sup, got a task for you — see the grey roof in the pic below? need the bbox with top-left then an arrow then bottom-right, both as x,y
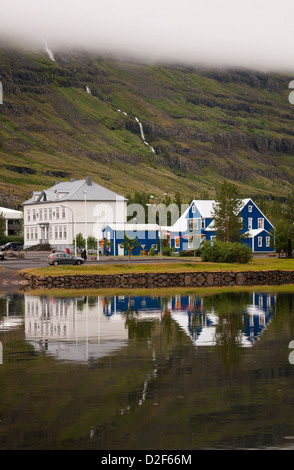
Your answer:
23,178 -> 127,205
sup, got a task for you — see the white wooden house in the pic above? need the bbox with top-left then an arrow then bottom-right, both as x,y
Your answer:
22,177 -> 127,251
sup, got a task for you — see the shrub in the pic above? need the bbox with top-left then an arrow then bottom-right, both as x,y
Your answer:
200,240 -> 252,264
179,248 -> 201,257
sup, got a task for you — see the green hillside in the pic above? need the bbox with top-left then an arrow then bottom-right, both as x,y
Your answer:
0,43 -> 294,208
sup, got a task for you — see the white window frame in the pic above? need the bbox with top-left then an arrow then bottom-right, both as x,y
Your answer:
258,218 -> 264,229
189,219 -> 198,231
258,237 -> 262,247
201,218 -> 205,229
248,218 -> 253,230
248,205 -> 252,212
266,236 -> 270,247
192,205 -> 196,213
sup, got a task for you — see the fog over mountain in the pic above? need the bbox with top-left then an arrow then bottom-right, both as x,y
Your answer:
0,0 -> 294,71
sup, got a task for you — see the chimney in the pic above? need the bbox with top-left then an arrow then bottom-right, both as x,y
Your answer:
86,176 -> 92,186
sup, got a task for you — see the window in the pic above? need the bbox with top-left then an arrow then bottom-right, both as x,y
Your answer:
44,209 -> 47,221
62,207 -> 66,219
189,219 -> 198,231
59,226 -> 63,239
248,205 -> 252,212
175,237 -> 180,249
239,217 -> 243,223
49,208 -> 52,220
56,207 -> 60,220
192,205 -> 196,213
55,226 -> 58,239
258,218 -> 264,229
27,210 -> 30,222
201,218 -> 205,229
33,209 -> 36,221
248,218 -> 253,230
49,226 -> 52,239
26,228 -> 30,240
35,228 -> 38,240
188,237 -> 193,249
258,237 -> 262,247
266,237 -> 270,247
63,226 -> 67,239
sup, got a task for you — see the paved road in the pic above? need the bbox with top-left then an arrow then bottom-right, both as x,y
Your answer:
0,251 -> 198,290
0,250 -> 274,292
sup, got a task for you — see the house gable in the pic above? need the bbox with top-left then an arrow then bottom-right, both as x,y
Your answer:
240,199 -> 274,233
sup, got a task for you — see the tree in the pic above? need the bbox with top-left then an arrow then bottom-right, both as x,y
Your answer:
75,232 -> 85,251
126,191 -> 151,223
212,182 -> 244,242
120,234 -> 140,267
87,236 -> 97,252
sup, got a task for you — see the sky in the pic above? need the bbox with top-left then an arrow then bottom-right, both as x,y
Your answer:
0,0 -> 294,71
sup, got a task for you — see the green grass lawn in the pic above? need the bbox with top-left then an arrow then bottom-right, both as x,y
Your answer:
19,257 -> 294,277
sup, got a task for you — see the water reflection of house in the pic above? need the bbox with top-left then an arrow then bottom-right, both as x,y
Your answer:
104,295 -> 164,320
170,293 -> 276,347
24,295 -> 129,363
0,294 -> 24,331
24,295 -> 165,362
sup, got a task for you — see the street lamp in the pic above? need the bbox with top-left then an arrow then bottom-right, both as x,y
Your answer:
61,205 -> 76,256
150,193 -> 167,260
83,190 -> 88,253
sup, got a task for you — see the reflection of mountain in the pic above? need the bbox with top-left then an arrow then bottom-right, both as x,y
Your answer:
170,292 -> 276,347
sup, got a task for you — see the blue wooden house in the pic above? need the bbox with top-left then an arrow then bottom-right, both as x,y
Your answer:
162,201 -> 207,253
102,223 -> 159,256
164,198 -> 274,253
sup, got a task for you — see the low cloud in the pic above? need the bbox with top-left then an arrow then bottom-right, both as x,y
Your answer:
1,0 -> 294,71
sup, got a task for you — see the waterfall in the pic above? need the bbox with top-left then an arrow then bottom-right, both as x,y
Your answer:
118,111 -> 155,153
135,117 -> 155,153
135,117 -> 145,140
43,40 -> 55,62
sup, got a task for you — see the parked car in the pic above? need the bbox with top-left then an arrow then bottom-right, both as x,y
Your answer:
1,242 -> 23,251
48,252 -> 85,266
0,251 -> 4,260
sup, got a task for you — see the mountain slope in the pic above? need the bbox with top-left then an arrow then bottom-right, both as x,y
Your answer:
0,43 -> 294,208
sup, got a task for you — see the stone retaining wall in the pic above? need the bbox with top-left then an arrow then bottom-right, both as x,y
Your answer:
20,270 -> 294,289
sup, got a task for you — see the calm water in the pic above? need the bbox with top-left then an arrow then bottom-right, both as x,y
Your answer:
1,288 -> 294,450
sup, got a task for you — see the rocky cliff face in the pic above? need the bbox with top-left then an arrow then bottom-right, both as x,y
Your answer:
0,44 -> 294,207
